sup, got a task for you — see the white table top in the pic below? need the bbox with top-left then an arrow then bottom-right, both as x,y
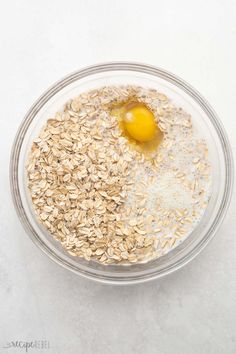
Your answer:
0,1 -> 235,353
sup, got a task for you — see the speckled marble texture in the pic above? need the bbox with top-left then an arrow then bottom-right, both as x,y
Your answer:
0,1 -> 236,353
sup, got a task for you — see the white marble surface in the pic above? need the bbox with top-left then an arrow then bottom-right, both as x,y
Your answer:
0,1 -> 236,353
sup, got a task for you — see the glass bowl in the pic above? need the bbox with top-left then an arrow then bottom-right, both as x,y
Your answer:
10,62 -> 234,285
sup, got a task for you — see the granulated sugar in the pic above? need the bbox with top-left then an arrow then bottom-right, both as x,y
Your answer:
145,172 -> 193,210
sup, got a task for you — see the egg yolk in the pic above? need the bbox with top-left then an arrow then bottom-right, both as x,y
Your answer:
123,104 -> 157,142
111,100 -> 163,153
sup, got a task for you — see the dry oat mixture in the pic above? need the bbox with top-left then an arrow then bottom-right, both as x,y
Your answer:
27,85 -> 211,264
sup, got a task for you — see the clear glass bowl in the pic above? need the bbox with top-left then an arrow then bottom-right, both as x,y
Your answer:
10,62 -> 234,285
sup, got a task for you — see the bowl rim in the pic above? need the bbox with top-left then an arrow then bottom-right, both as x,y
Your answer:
10,61 -> 234,285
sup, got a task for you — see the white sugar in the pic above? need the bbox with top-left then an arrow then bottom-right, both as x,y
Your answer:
145,172 -> 193,210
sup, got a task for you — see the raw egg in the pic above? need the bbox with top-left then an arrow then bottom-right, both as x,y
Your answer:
111,101 -> 163,152
124,103 -> 157,142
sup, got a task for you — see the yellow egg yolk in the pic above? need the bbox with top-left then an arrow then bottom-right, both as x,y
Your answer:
123,104 -> 157,142
111,101 -> 163,153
